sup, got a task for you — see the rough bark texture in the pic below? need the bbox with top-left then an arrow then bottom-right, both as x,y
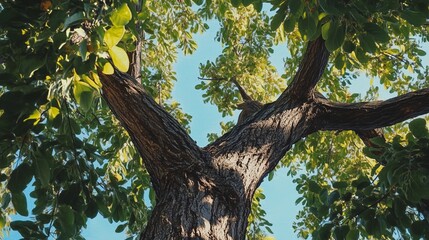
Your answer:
98,37 -> 429,239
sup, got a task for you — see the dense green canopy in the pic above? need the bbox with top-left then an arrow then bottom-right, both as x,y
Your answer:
0,0 -> 428,239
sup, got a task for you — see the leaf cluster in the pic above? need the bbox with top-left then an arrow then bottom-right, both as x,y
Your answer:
292,118 -> 429,240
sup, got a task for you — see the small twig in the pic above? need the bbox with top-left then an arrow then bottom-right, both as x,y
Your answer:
347,189 -> 391,222
63,99 -> 84,182
197,77 -> 228,81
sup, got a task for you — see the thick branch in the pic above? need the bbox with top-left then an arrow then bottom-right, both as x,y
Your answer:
280,37 -> 330,101
99,71 -> 203,188
317,88 -> 429,131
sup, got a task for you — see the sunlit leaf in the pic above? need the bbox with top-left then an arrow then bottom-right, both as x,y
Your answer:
104,26 -> 125,48
110,3 -> 132,27
102,62 -> 114,75
108,46 -> 130,73
24,109 -> 41,125
73,80 -> 95,112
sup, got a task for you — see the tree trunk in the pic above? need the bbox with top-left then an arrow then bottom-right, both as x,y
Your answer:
98,37 -> 429,239
141,172 -> 251,239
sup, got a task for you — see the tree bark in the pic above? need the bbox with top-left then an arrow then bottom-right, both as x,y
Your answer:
98,36 -> 429,239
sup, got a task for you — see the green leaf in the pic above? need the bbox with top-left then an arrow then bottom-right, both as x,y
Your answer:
319,223 -> 333,239
283,16 -> 296,32
321,20 -> 331,40
415,48 -> 426,56
289,0 -> 303,13
271,11 -> 286,30
85,199 -> 98,219
332,181 -> 348,189
242,0 -> 253,7
323,20 -> 346,52
7,163 -> 33,193
34,153 -> 51,188
231,0 -> 241,7
57,205 -> 76,237
73,80 -> 95,112
334,225 -> 350,240
1,193 -> 11,209
252,1 -> 263,12
110,3 -> 132,27
79,39 -> 88,61
10,221 -> 41,238
298,11 -> 318,39
108,45 -> 130,73
365,218 -> 380,236
346,229 -> 359,240
409,118 -> 427,139
369,136 -> 388,147
193,0 -> 204,5
328,190 -> 340,205
308,180 -> 322,193
319,0 -> 340,15
410,220 -> 427,237
19,54 -> 47,78
115,223 -> 127,233
12,192 -> 28,216
359,34 -> 377,53
342,40 -> 355,53
401,10 -> 427,26
64,12 -> 85,30
355,47 -> 369,63
104,26 -> 125,49
364,23 -> 390,43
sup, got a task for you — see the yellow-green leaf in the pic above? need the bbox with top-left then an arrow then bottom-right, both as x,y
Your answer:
108,46 -> 129,73
91,72 -> 103,87
82,74 -> 101,89
48,106 -> 60,121
24,109 -> 41,125
104,26 -> 125,48
73,81 -> 95,112
110,3 -> 132,27
102,62 -> 114,75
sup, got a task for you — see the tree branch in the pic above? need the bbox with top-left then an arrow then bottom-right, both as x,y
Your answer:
280,37 -> 330,101
99,70 -> 204,189
317,88 -> 429,131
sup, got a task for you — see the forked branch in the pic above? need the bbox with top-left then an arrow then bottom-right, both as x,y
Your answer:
99,70 -> 203,187
317,88 -> 429,131
279,37 -> 330,102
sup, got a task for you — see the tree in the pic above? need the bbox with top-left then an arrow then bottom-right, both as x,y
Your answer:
0,0 -> 429,239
